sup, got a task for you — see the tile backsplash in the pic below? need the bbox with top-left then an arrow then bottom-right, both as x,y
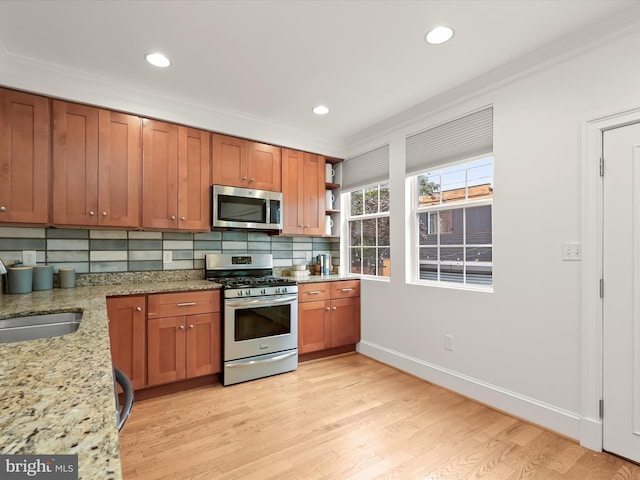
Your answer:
0,227 -> 340,274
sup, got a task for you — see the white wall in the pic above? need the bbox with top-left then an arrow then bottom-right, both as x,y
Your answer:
348,30 -> 640,441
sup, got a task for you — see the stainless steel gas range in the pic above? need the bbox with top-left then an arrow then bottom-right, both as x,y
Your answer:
205,253 -> 298,386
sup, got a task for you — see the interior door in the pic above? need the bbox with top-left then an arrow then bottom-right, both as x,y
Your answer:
603,121 -> 640,463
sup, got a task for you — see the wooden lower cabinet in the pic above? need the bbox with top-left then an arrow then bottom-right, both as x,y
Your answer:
147,291 -> 221,387
298,280 -> 360,354
106,295 -> 146,390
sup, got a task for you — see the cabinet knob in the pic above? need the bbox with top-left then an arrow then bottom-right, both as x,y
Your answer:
179,325 -> 185,331
171,215 -> 176,220
326,307 -> 330,311
181,216 -> 186,221
241,176 -> 247,181
102,211 -> 107,216
298,224 -> 304,228
249,178 -> 255,183
89,211 -> 95,216
305,225 -> 310,228
332,306 -> 337,310
0,206 -> 6,212
189,324 -> 194,329
136,306 -> 142,312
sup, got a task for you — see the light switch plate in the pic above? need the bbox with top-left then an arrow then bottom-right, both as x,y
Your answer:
562,242 -> 581,261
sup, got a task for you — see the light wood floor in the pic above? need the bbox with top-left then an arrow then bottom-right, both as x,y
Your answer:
119,353 -> 640,479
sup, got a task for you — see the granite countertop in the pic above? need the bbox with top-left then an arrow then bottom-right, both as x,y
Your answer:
282,273 -> 361,283
0,280 -> 221,480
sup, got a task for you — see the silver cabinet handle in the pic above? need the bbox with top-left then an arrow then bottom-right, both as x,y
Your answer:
332,306 -> 337,310
89,211 -> 95,216
298,224 -> 304,228
177,302 -> 196,307
241,176 -> 247,181
249,178 -> 255,183
0,206 -> 6,211
102,211 -> 107,216
189,324 -> 194,329
308,290 -> 324,295
181,216 -> 186,221
341,288 -> 354,292
179,325 -> 185,331
326,307 -> 330,311
305,225 -> 310,228
136,306 -> 142,312
171,215 -> 176,220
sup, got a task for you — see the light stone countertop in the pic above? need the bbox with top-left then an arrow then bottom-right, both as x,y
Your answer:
0,280 -> 221,480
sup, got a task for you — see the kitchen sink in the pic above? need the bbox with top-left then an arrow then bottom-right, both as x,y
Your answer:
0,312 -> 82,344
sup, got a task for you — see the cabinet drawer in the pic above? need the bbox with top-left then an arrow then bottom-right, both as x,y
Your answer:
330,280 -> 360,299
148,290 -> 220,319
299,282 -> 331,302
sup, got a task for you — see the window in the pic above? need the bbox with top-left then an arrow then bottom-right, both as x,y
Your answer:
413,157 -> 493,286
347,183 -> 390,277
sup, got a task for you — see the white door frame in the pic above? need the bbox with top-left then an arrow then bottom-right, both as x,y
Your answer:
582,106 -> 640,451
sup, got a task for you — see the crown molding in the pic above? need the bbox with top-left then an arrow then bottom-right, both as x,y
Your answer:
0,51 -> 347,158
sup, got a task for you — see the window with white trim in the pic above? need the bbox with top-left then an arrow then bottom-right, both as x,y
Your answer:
413,157 -> 493,286
347,183 -> 390,277
341,144 -> 390,278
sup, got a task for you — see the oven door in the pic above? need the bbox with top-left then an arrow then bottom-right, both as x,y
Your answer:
224,293 -> 298,361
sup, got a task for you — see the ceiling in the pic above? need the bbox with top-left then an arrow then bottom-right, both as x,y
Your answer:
1,0 -> 640,156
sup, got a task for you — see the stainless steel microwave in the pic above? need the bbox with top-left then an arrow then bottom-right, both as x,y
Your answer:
212,185 -> 282,231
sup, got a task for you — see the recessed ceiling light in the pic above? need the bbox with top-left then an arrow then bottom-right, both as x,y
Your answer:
145,53 -> 171,68
312,105 -> 330,115
425,26 -> 454,45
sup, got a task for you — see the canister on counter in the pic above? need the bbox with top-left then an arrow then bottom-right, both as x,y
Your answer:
7,266 -> 33,294
33,265 -> 53,291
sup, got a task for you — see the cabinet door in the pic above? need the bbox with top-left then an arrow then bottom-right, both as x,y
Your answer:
301,153 -> 326,236
186,312 -> 221,378
178,126 -> 210,231
281,148 -> 304,234
142,118 -> 178,229
298,300 -> 330,354
98,110 -> 141,228
248,142 -> 281,191
52,100 -> 99,226
147,316 -> 186,386
106,295 -> 146,390
212,133 -> 247,188
0,88 -> 50,225
330,297 -> 361,347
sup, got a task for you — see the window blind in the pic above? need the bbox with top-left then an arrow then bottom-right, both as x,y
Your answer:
406,107 -> 493,175
341,144 -> 390,192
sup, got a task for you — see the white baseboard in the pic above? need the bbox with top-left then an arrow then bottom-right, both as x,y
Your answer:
580,417 -> 603,451
357,340 -> 581,440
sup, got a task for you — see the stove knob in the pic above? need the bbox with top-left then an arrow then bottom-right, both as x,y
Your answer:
245,289 -> 251,296
237,290 -> 243,297
275,287 -> 280,294
261,288 -> 266,295
282,287 -> 288,293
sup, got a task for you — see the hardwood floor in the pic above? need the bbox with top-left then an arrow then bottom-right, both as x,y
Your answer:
119,353 -> 640,479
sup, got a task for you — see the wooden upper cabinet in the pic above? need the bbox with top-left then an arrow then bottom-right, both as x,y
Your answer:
248,141 -> 281,191
178,127 -> 210,231
281,148 -> 324,235
142,119 -> 178,230
212,133 -> 281,191
142,119 -> 210,231
52,100 -> 141,227
98,110 -> 142,228
0,88 -> 50,225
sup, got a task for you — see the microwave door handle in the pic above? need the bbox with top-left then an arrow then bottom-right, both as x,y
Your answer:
226,294 -> 298,308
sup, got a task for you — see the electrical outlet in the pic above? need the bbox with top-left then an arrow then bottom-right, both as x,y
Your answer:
305,251 -> 312,261
444,334 -> 454,352
562,242 -> 582,261
22,250 -> 37,266
163,251 -> 173,264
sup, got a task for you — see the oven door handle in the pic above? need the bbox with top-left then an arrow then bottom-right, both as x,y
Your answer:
225,351 -> 297,368
225,294 -> 298,308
